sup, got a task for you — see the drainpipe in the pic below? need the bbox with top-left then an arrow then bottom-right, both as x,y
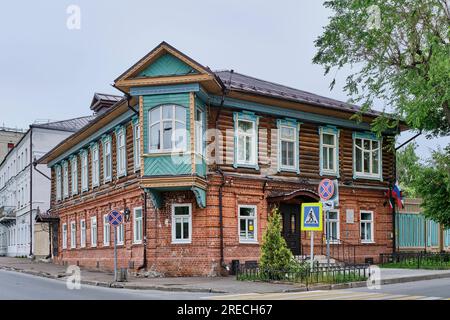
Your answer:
29,127 -> 33,257
137,191 -> 148,271
217,168 -> 226,271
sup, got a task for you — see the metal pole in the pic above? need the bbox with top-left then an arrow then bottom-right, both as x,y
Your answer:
326,210 -> 330,267
310,231 -> 314,270
114,225 -> 117,282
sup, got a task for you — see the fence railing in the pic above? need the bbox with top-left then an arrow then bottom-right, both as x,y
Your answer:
236,264 -> 369,286
301,235 -> 357,266
380,252 -> 450,269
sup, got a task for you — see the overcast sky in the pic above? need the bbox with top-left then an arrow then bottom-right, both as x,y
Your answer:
0,0 -> 448,158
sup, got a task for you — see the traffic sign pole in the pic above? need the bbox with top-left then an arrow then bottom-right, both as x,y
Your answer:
310,231 -> 314,270
326,210 -> 330,267
114,225 -> 117,282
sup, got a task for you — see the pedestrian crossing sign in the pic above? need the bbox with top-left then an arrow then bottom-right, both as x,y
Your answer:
301,202 -> 323,231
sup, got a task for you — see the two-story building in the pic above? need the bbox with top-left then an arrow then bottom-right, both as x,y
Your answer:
38,42 -> 404,276
0,116 -> 95,257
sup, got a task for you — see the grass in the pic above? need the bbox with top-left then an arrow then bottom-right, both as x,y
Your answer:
380,255 -> 450,270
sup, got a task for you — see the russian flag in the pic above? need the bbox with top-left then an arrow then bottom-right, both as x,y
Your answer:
392,181 -> 404,209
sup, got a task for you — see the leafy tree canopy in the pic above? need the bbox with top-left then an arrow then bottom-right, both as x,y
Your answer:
314,0 -> 450,137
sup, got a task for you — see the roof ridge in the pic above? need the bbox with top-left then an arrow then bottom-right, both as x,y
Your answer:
44,115 -> 95,125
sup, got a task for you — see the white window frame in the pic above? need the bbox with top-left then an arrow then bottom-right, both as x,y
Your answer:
238,205 -> 258,243
148,104 -> 187,153
116,127 -> 127,178
234,113 -> 259,169
71,156 -> 78,196
80,151 -> 89,192
62,223 -> 67,249
70,221 -> 76,249
133,207 -> 143,244
171,203 -> 192,244
117,223 -> 124,245
195,108 -> 205,156
80,219 -> 86,248
320,127 -> 339,177
103,136 -> 112,183
133,121 -> 141,172
325,210 -> 340,244
91,143 -> 100,187
360,210 -> 374,243
62,162 -> 69,199
277,120 -> 299,172
353,133 -> 382,180
103,214 -> 110,246
90,216 -> 97,247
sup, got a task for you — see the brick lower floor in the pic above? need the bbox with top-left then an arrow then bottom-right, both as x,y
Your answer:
54,174 -> 394,276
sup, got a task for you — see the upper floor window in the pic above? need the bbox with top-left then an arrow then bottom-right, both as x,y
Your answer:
353,133 -> 382,180
102,136 -> 112,182
148,104 -> 187,153
320,127 -> 339,177
55,165 -> 62,201
234,112 -> 258,169
277,119 -> 299,173
91,143 -> 100,187
62,162 -> 69,199
80,151 -> 88,192
133,120 -> 141,171
70,156 -> 78,196
195,108 -> 204,156
116,126 -> 127,177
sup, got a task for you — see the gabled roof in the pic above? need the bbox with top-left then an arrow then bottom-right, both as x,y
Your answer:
90,92 -> 124,114
214,70 -> 380,117
31,115 -> 96,132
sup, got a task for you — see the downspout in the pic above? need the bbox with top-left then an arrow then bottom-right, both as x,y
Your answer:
137,191 -> 148,271
29,127 -> 33,257
217,168 -> 226,270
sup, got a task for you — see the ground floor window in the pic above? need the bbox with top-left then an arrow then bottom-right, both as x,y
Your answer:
325,210 -> 340,243
238,205 -> 257,243
133,207 -> 143,244
80,219 -> 86,248
70,221 -> 76,249
90,216 -> 97,247
103,214 -> 110,246
117,223 -> 124,245
171,204 -> 192,244
360,211 -> 374,243
62,223 -> 67,249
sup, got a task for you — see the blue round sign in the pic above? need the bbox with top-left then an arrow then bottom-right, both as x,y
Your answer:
108,210 -> 123,226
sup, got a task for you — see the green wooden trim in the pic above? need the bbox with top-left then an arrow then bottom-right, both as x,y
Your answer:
130,83 -> 200,96
191,187 -> 206,208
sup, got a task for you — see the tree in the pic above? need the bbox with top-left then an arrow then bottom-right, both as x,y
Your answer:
259,207 -> 293,271
313,0 -> 450,137
396,142 -> 420,197
414,147 -> 450,227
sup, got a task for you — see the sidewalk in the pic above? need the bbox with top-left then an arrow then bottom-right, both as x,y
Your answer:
1,257 -> 450,294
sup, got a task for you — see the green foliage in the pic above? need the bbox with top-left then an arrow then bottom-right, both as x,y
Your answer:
259,207 -> 295,271
396,142 -> 420,197
314,0 -> 450,137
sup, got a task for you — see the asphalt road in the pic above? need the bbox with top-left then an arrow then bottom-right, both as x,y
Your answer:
0,270 -> 216,300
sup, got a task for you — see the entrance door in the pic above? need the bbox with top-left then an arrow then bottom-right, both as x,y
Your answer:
279,203 -> 301,256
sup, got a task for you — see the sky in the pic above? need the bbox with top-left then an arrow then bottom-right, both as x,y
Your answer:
0,0 -> 448,159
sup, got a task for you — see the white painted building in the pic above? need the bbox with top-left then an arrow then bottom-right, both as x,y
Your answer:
0,117 -> 95,257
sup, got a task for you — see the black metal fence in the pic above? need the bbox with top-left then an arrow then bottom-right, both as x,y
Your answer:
380,252 -> 450,269
236,264 -> 369,286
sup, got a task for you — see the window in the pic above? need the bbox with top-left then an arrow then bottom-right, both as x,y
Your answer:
71,157 -> 78,196
320,127 -> 339,176
80,219 -> 86,248
133,121 -> 141,171
117,223 -> 124,245
353,133 -> 382,179
55,166 -> 62,201
171,204 -> 192,244
148,105 -> 187,152
80,151 -> 88,192
103,137 -> 112,182
360,211 -> 374,243
116,127 -> 127,177
62,162 -> 69,198
62,223 -> 67,249
90,216 -> 97,247
325,210 -> 340,243
234,113 -> 258,168
195,108 -> 204,156
238,205 -> 257,243
70,221 -> 76,248
91,144 -> 100,187
103,214 -> 110,246
133,207 -> 143,244
277,119 -> 299,172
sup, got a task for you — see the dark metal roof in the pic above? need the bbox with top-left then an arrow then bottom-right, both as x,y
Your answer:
31,115 -> 96,132
214,70 -> 380,116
